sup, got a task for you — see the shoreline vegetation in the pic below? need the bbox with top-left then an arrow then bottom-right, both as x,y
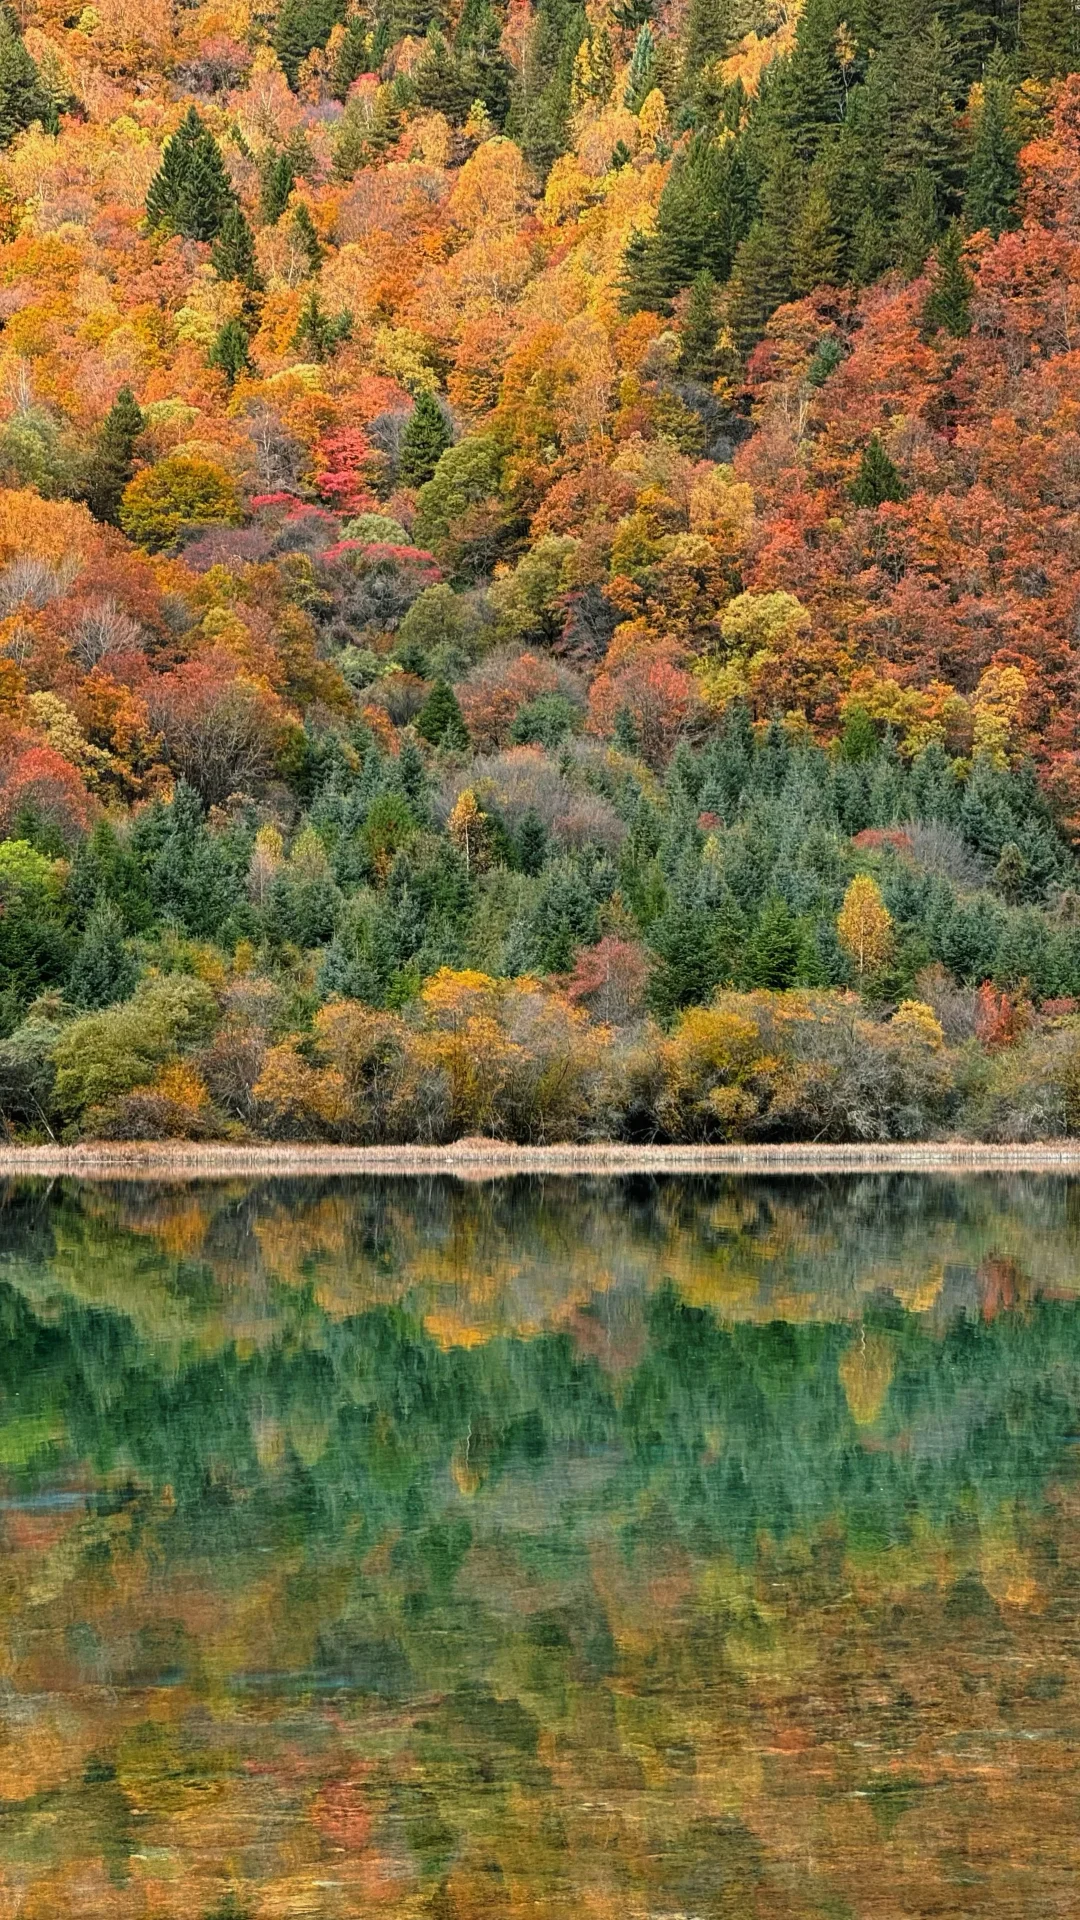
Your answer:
7,1139 -> 1080,1179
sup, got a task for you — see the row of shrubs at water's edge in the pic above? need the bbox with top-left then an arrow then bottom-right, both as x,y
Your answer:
6,711 -> 1080,1144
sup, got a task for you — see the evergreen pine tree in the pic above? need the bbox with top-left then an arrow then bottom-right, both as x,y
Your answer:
261,148 -> 296,225
839,703 -> 879,762
623,23 -> 655,110
509,0 -> 587,179
724,221 -> 791,354
209,316 -> 252,385
791,171 -> 842,293
850,205 -> 890,285
211,203 -> 262,288
145,105 -> 199,231
145,106 -> 236,242
67,898 -> 138,1010
399,390 -> 453,487
274,0 -> 348,88
416,679 -> 470,749
965,53 -> 1021,238
680,0 -> 733,89
921,220 -> 973,337
178,133 -> 238,242
765,0 -> 849,164
894,165 -> 940,277
291,288 -> 352,360
291,202 -> 324,273
850,434 -> 907,506
84,385 -> 143,526
332,11 -> 370,97
621,135 -> 752,312
744,896 -> 802,989
0,5 -> 50,148
515,809 -> 548,875
1021,0 -> 1080,80
678,271 -> 719,378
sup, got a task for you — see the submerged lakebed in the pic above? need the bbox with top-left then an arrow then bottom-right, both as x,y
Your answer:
0,1173 -> 1079,1916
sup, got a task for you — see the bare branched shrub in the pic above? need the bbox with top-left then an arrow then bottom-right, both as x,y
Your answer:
441,747 -> 625,853
904,822 -> 988,890
70,596 -> 144,670
0,554 -> 78,616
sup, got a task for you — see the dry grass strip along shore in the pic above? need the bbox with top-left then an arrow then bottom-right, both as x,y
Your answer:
4,1140 -> 1080,1180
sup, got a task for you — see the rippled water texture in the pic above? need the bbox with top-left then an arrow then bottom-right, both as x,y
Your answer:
1,1172 -> 1080,1918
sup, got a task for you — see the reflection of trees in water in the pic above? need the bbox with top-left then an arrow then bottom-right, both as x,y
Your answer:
5,1172 -> 1080,1335
0,1180 -> 1079,1913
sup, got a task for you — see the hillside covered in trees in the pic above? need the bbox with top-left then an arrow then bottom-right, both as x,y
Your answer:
3,0 -> 1080,1140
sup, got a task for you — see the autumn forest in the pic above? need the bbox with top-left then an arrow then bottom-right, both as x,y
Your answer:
4,0 -> 1080,1141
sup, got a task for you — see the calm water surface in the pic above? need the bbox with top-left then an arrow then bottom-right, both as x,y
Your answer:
0,1174 -> 1079,1917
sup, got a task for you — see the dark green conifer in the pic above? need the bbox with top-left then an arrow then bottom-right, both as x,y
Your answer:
1021,0 -> 1080,80
273,0 -> 348,88
515,810 -> 548,875
291,288 -> 352,360
399,391 -> 453,487
894,166 -> 940,277
744,897 -> 802,989
680,0 -> 732,88
145,106 -> 237,242
965,53 -> 1021,238
0,5 -> 51,147
84,385 -> 143,526
621,135 -> 752,313
850,434 -> 907,507
415,679 -> 470,750
791,170 -> 842,294
260,148 -> 296,225
211,203 -> 262,288
209,316 -> 252,386
291,201 -> 324,273
331,12 -> 370,97
921,220 -> 973,337
678,271 -> 719,379
67,898 -> 138,1010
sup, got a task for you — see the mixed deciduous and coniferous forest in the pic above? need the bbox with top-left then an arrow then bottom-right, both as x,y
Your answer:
6,0 -> 1080,1140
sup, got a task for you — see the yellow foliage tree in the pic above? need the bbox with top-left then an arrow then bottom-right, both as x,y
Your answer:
837,875 -> 894,979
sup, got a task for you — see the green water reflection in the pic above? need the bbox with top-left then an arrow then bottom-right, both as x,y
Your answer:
0,1174 -> 1078,1918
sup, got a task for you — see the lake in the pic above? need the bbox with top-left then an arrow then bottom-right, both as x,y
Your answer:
0,1172 -> 1079,1917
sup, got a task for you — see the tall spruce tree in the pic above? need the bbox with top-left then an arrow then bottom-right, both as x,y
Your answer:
678,271 -> 720,379
621,135 -> 752,312
677,0 -> 734,123
209,316 -> 252,385
850,434 -> 907,506
416,679 -> 470,749
921,220 -> 973,336
260,148 -> 296,225
623,23 -> 655,109
84,385 -> 143,526
145,106 -> 237,242
331,12 -> 370,97
791,168 -> 842,293
292,288 -> 352,360
399,391 -> 453,487
211,203 -> 262,288
965,53 -> 1021,237
291,202 -> 324,273
67,898 -> 138,1010
508,0 -> 586,179
1021,0 -> 1080,79
274,0 -> 348,88
0,4 -> 51,148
